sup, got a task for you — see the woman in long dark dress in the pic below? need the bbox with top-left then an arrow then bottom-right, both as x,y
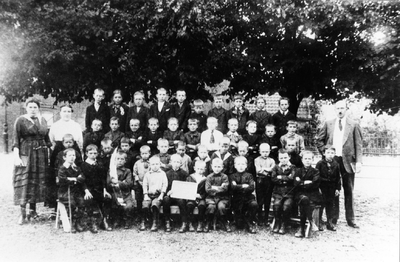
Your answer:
13,98 -> 50,224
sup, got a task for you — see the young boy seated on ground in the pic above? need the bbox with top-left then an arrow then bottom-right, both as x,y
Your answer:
125,118 -> 143,159
186,160 -> 207,233
250,96 -> 272,136
81,144 -> 112,232
210,137 -> 234,177
190,145 -> 211,176
201,117 -> 223,156
205,158 -> 231,232
97,138 -> 114,170
163,117 -> 184,154
133,145 -> 152,231
207,94 -> 227,133
260,124 -> 281,163
155,138 -> 171,171
57,148 -> 86,233
241,120 -> 260,157
190,99 -> 207,132
183,118 -> 201,160
142,117 -> 163,155
316,146 -> 341,231
175,141 -> 192,173
108,151 -> 134,229
142,156 -> 168,231
225,118 -> 243,155
163,154 -> 189,233
230,156 -> 258,233
286,139 -> 304,168
83,119 -> 104,152
104,116 -> 125,149
280,120 -> 305,154
293,150 -> 322,238
271,149 -> 296,235
254,143 -> 275,226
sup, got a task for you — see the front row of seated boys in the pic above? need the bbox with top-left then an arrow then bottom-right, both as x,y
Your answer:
58,131 -> 341,238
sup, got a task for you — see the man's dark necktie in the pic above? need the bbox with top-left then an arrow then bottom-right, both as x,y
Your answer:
210,130 -> 215,144
339,119 -> 343,131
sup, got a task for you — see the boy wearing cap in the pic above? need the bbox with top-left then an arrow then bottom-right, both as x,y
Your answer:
225,94 -> 249,135
189,99 -> 207,133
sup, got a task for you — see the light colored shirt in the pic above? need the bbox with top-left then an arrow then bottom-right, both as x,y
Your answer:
49,119 -> 83,148
254,156 -> 275,176
201,129 -> 223,152
333,117 -> 346,156
143,169 -> 168,195
133,159 -> 150,186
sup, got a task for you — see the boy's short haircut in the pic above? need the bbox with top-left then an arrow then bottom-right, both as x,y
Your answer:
148,117 -> 159,125
259,143 -> 271,151
63,148 -> 76,157
228,118 -> 239,125
246,120 -> 257,127
212,158 -> 223,166
188,118 -> 199,125
170,154 -> 182,163
324,146 -> 336,153
129,118 -> 140,125
134,91 -> 144,98
120,137 -> 130,145
197,144 -> 207,152
62,133 -> 75,142
234,156 -> 248,165
92,119 -> 102,126
86,144 -> 98,153
176,89 -> 186,95
194,160 -> 206,169
157,87 -> 167,94
149,155 -> 161,163
279,97 -> 290,105
168,117 -> 178,125
101,138 -> 112,147
175,141 -> 186,148
110,116 -> 120,124
286,120 -> 298,127
113,89 -> 123,96
256,96 -> 266,103
157,138 -> 169,146
265,124 -> 276,130
94,88 -> 105,95
219,137 -> 231,146
140,145 -> 151,153
193,99 -> 204,107
301,150 -> 314,158
214,94 -> 224,101
116,150 -> 127,159
233,94 -> 244,101
207,117 -> 217,123
237,140 -> 249,148
278,148 -> 289,155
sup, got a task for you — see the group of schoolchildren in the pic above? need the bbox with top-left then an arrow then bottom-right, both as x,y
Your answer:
52,87 -> 341,238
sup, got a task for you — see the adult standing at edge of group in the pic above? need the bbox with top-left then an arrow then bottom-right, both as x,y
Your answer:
47,104 -> 83,210
316,100 -> 363,229
13,98 -> 51,224
272,97 -> 296,140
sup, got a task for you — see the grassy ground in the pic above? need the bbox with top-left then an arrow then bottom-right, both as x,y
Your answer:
0,154 -> 398,262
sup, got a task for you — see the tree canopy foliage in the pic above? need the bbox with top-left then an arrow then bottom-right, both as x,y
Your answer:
0,0 -> 399,115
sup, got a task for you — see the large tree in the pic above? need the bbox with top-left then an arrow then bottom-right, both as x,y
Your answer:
1,0 -> 399,114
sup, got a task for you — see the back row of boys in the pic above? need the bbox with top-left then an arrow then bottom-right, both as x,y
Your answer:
58,87 -> 340,236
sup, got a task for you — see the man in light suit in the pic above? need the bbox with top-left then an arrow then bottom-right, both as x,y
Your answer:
316,100 -> 362,228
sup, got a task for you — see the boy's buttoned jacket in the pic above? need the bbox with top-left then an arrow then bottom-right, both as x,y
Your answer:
293,166 -> 322,204
271,164 -> 296,197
